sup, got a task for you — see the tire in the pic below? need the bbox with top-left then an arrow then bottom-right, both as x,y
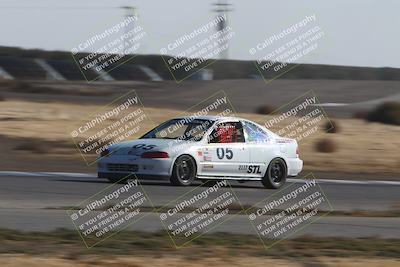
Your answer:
262,158 -> 287,189
170,155 -> 197,186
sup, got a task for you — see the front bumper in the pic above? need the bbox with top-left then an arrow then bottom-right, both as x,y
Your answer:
97,155 -> 173,179
98,172 -> 170,180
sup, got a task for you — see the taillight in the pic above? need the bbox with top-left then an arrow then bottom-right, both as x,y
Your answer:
141,151 -> 169,158
100,149 -> 109,157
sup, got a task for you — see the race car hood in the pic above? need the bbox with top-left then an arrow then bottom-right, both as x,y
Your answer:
108,138 -> 190,156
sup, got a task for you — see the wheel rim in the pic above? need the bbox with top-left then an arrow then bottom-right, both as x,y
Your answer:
177,159 -> 193,181
271,162 -> 284,184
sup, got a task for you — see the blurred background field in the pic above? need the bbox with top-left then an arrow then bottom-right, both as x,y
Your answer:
0,78 -> 399,176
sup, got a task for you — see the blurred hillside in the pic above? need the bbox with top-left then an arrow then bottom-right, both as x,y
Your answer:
1,46 -> 400,81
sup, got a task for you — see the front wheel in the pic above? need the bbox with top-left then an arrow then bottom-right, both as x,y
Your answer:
262,158 -> 287,189
170,155 -> 197,186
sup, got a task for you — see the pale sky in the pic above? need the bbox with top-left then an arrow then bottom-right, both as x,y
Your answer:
0,0 -> 399,68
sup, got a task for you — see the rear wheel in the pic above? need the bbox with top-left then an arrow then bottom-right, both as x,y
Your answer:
262,158 -> 287,189
170,155 -> 197,186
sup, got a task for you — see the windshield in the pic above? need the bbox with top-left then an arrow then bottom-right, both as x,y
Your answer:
140,118 -> 214,141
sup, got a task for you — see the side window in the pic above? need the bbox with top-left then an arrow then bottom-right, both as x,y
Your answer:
242,121 -> 269,143
209,122 -> 245,143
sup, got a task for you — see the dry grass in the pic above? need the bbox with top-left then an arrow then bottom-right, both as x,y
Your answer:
0,99 -> 399,174
324,119 -> 340,133
315,138 -> 338,153
0,228 -> 399,259
367,102 -> 400,125
1,255 -> 400,267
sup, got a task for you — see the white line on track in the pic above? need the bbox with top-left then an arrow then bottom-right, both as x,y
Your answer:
0,171 -> 94,178
288,178 -> 400,186
1,171 -> 400,186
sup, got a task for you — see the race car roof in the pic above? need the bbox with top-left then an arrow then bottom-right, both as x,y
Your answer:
173,115 -> 241,122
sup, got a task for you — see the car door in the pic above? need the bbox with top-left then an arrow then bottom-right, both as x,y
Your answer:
241,120 -> 274,177
198,121 -> 250,177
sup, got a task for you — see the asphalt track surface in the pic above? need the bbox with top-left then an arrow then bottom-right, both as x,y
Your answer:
0,172 -> 399,239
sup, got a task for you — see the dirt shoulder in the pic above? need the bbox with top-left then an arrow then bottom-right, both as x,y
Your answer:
1,255 -> 400,267
0,229 -> 399,259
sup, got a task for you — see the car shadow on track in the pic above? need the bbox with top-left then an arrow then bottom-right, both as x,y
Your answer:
53,177 -> 274,189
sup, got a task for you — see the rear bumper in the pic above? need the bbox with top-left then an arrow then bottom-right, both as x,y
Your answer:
287,158 -> 303,176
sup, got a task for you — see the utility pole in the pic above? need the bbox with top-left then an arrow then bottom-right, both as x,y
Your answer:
120,6 -> 137,55
212,0 -> 233,59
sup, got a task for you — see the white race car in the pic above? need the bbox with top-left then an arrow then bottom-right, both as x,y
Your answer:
98,116 -> 303,189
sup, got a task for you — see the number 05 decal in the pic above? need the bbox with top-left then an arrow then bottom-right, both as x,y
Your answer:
216,148 -> 233,160
132,144 -> 156,150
